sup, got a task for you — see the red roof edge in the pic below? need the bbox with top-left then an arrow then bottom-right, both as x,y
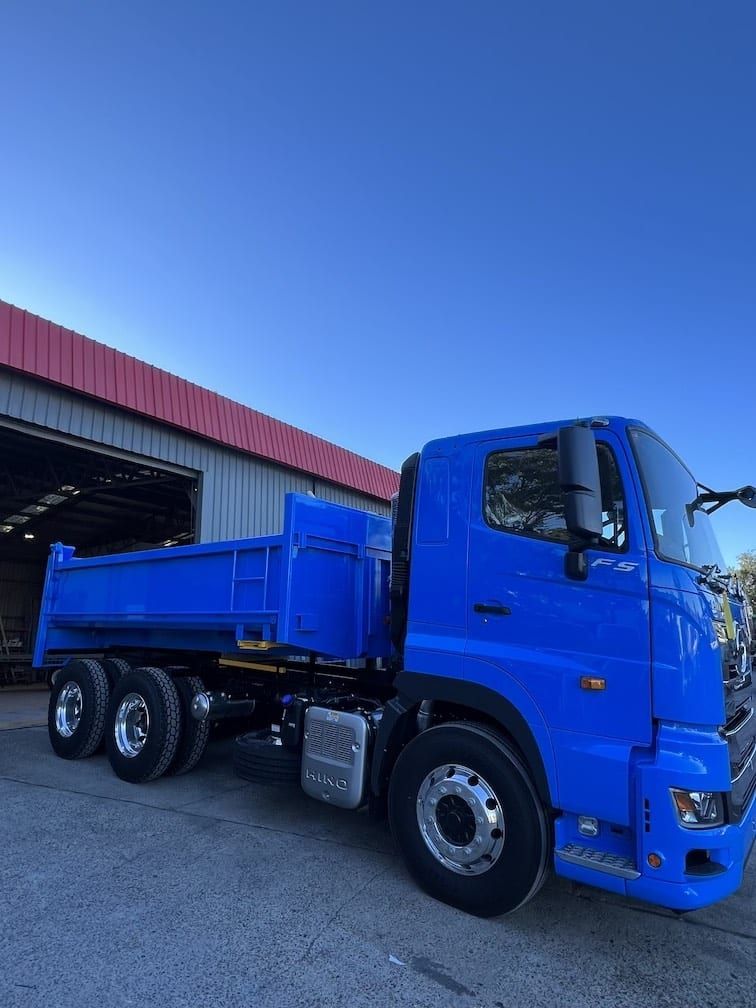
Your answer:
0,300 -> 399,502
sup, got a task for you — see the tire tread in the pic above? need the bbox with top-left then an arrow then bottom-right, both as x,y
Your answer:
169,675 -> 210,776
48,658 -> 110,760
76,659 -> 110,759
232,730 -> 300,784
138,667 -> 182,782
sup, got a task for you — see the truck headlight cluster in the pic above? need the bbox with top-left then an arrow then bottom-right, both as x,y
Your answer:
670,789 -> 724,828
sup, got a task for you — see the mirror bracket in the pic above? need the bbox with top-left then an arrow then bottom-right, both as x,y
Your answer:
565,548 -> 589,581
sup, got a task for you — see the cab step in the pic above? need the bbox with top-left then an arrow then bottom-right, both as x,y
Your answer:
556,843 -> 640,880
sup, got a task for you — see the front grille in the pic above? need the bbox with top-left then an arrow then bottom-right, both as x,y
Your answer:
725,672 -> 752,720
307,718 -> 355,766
725,704 -> 753,737
724,653 -> 756,822
732,738 -> 756,785
742,769 -> 756,812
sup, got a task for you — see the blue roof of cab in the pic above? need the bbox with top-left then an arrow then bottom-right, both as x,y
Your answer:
421,416 -> 650,456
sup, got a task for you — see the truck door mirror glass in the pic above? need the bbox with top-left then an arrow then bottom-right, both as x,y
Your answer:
738,486 -> 756,508
557,425 -> 603,541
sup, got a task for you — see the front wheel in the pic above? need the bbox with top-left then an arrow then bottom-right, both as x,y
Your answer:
388,722 -> 549,917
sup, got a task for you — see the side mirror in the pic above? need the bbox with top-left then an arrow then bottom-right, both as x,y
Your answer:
557,425 -> 603,540
738,486 -> 756,509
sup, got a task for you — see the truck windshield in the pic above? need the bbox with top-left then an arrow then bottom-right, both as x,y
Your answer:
630,428 -> 726,572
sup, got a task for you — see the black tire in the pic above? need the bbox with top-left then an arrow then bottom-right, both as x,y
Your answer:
234,759 -> 301,782
48,659 -> 110,760
233,730 -> 301,784
93,658 -> 134,753
388,723 -> 549,917
101,657 -> 131,691
168,675 -> 210,776
106,667 -> 181,783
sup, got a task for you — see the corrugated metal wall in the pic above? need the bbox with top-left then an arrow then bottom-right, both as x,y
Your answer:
0,300 -> 399,500
0,371 -> 390,542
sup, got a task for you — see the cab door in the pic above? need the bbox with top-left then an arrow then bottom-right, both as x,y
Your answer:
464,429 -> 651,755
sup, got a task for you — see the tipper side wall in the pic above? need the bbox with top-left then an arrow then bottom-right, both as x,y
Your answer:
34,494 -> 392,665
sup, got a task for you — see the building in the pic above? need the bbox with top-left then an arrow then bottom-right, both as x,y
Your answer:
0,300 -> 398,680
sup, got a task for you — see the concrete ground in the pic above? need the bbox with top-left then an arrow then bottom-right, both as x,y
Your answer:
0,719 -> 754,1008
0,685 -> 48,730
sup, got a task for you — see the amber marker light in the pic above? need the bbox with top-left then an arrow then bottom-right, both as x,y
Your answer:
580,677 -> 606,691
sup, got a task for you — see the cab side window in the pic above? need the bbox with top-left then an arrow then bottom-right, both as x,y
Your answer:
484,443 -> 627,550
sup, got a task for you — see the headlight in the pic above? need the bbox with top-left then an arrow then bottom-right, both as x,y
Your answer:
670,789 -> 724,828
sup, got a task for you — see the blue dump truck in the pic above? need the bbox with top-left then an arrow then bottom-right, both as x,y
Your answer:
35,417 -> 756,917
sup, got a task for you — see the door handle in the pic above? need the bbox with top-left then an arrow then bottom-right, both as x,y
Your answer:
473,602 -> 511,616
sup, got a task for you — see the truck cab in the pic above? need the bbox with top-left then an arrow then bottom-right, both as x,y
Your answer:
386,416 -> 756,911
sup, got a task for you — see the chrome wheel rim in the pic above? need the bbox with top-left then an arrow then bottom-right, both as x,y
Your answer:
55,682 -> 83,737
114,693 -> 150,757
416,763 -> 505,876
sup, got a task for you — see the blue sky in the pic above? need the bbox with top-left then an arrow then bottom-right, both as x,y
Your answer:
1,2 -> 754,562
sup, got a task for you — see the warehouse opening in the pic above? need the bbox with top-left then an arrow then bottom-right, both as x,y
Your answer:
0,424 -> 198,685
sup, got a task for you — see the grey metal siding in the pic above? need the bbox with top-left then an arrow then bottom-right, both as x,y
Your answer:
313,480 -> 391,513
0,371 -> 389,542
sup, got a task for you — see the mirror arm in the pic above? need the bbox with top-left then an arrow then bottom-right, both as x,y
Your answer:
688,487 -> 751,519
692,490 -> 737,508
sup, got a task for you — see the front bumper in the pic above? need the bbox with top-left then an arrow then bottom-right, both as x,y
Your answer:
631,722 -> 756,911
554,723 -> 756,911
627,788 -> 756,911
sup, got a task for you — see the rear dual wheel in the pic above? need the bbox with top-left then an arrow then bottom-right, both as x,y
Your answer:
48,657 -> 132,760
48,660 -> 209,782
48,659 -> 110,760
102,657 -> 132,690
170,675 -> 211,776
106,667 -> 210,782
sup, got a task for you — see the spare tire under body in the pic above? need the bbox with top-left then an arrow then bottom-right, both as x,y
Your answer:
233,730 -> 301,785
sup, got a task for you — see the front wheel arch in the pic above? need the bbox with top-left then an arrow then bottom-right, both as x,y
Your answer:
372,673 -> 554,811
